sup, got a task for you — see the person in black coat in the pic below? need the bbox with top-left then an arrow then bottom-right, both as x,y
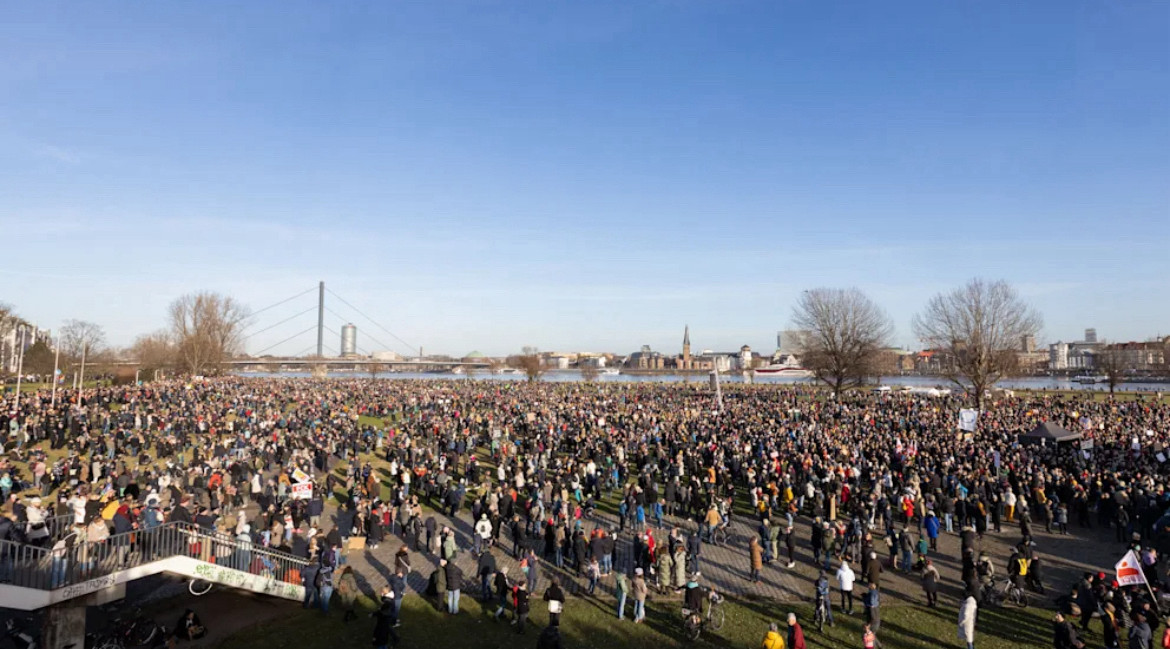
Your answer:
478,550 -> 499,602
371,590 -> 399,648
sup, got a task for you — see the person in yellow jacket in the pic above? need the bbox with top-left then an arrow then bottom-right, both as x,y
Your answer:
762,622 -> 786,649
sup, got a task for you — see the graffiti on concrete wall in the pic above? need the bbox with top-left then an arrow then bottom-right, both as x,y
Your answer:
192,563 -> 301,599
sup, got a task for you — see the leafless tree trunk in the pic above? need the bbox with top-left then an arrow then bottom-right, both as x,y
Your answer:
168,292 -> 249,376
580,363 -> 600,383
1095,343 -> 1130,395
60,319 -> 106,362
130,330 -> 177,373
792,288 -> 894,397
913,278 -> 1042,409
368,362 -> 385,379
510,346 -> 546,382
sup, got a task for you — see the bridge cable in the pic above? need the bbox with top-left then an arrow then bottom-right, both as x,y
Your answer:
323,306 -> 403,356
252,325 -> 319,357
244,287 -> 318,326
325,288 -> 418,354
242,306 -> 318,340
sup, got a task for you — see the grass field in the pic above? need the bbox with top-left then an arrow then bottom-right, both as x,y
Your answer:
218,589 -> 1055,649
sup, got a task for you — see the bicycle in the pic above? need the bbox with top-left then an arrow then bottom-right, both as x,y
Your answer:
981,579 -> 1027,608
682,591 -> 725,641
813,596 -> 831,632
711,524 -> 731,547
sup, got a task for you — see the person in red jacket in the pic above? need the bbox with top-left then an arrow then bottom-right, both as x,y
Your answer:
786,612 -> 807,649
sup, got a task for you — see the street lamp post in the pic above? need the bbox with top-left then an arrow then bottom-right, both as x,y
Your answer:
50,335 -> 60,407
13,328 -> 26,411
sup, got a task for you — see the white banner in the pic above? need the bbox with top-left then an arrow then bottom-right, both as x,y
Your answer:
1116,550 -> 1146,587
290,482 -> 313,500
291,468 -> 311,485
958,409 -> 978,432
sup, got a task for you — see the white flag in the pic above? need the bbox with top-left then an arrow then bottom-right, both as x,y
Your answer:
1115,550 -> 1147,587
958,409 -> 978,432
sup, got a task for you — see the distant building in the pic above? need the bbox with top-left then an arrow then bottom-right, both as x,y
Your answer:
1104,341 -> 1165,371
1021,335 -> 1037,353
1,322 -> 52,374
628,345 -> 666,370
1084,328 -> 1098,344
675,326 -> 714,370
340,323 -> 357,357
372,350 -> 402,361
736,345 -> 753,370
1049,340 -> 1099,370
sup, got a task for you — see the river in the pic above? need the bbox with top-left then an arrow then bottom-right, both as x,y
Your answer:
234,370 -> 1168,393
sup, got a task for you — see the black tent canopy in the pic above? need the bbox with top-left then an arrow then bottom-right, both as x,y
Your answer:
1020,421 -> 1083,444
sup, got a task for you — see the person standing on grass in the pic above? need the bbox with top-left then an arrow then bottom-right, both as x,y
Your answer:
445,557 -> 463,614
836,560 -> 855,615
513,580 -> 531,634
493,566 -> 512,621
921,559 -> 940,608
862,622 -> 880,649
762,622 -> 786,649
863,583 -> 880,632
372,586 -> 399,649
632,567 -> 648,623
544,577 -> 566,626
615,569 -> 629,620
786,613 -> 806,649
957,594 -> 976,649
336,566 -> 359,622
1130,612 -> 1152,649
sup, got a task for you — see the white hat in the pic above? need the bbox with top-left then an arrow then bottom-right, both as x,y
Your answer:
635,567 -> 643,575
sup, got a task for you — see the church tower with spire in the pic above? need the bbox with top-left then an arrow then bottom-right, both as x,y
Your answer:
682,325 -> 692,363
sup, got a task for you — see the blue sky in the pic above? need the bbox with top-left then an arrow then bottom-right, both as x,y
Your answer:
1,1 -> 1167,357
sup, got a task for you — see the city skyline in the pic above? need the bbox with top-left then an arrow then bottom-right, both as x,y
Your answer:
1,2 -> 1167,356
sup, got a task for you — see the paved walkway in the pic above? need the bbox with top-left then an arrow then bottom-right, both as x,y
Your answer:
328,495 -> 1116,609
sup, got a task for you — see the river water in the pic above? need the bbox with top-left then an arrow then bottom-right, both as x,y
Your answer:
234,370 -> 1168,393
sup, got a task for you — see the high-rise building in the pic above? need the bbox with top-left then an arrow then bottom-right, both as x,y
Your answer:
340,323 -> 357,357
1021,334 -> 1036,353
1084,328 -> 1097,344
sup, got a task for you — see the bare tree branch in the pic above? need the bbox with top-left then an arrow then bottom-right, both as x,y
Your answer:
791,287 -> 894,397
169,292 -> 250,376
912,278 -> 1042,408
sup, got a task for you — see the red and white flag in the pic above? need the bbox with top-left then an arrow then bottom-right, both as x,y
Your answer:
1116,550 -> 1147,587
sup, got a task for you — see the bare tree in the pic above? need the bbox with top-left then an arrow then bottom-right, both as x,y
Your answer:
1095,342 -> 1131,395
913,278 -> 1043,409
580,363 -> 600,383
791,288 -> 894,397
130,330 -> 177,372
60,319 -> 106,361
168,292 -> 250,376
368,362 -> 385,379
509,346 -> 546,382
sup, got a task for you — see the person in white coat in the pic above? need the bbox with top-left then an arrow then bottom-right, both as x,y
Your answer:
957,595 -> 977,649
836,560 -> 856,615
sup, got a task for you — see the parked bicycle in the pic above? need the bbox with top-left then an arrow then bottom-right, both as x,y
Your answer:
682,590 -> 725,641
981,579 -> 1027,608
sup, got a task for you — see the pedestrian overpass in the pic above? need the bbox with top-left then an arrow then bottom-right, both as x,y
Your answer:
0,522 -> 307,649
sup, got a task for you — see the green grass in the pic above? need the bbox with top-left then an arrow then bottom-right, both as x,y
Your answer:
217,590 -> 1054,649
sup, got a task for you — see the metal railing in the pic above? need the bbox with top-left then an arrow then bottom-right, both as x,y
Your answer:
0,521 -> 309,594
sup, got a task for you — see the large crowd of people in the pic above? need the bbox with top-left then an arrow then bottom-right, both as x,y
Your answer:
2,377 -> 1170,648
